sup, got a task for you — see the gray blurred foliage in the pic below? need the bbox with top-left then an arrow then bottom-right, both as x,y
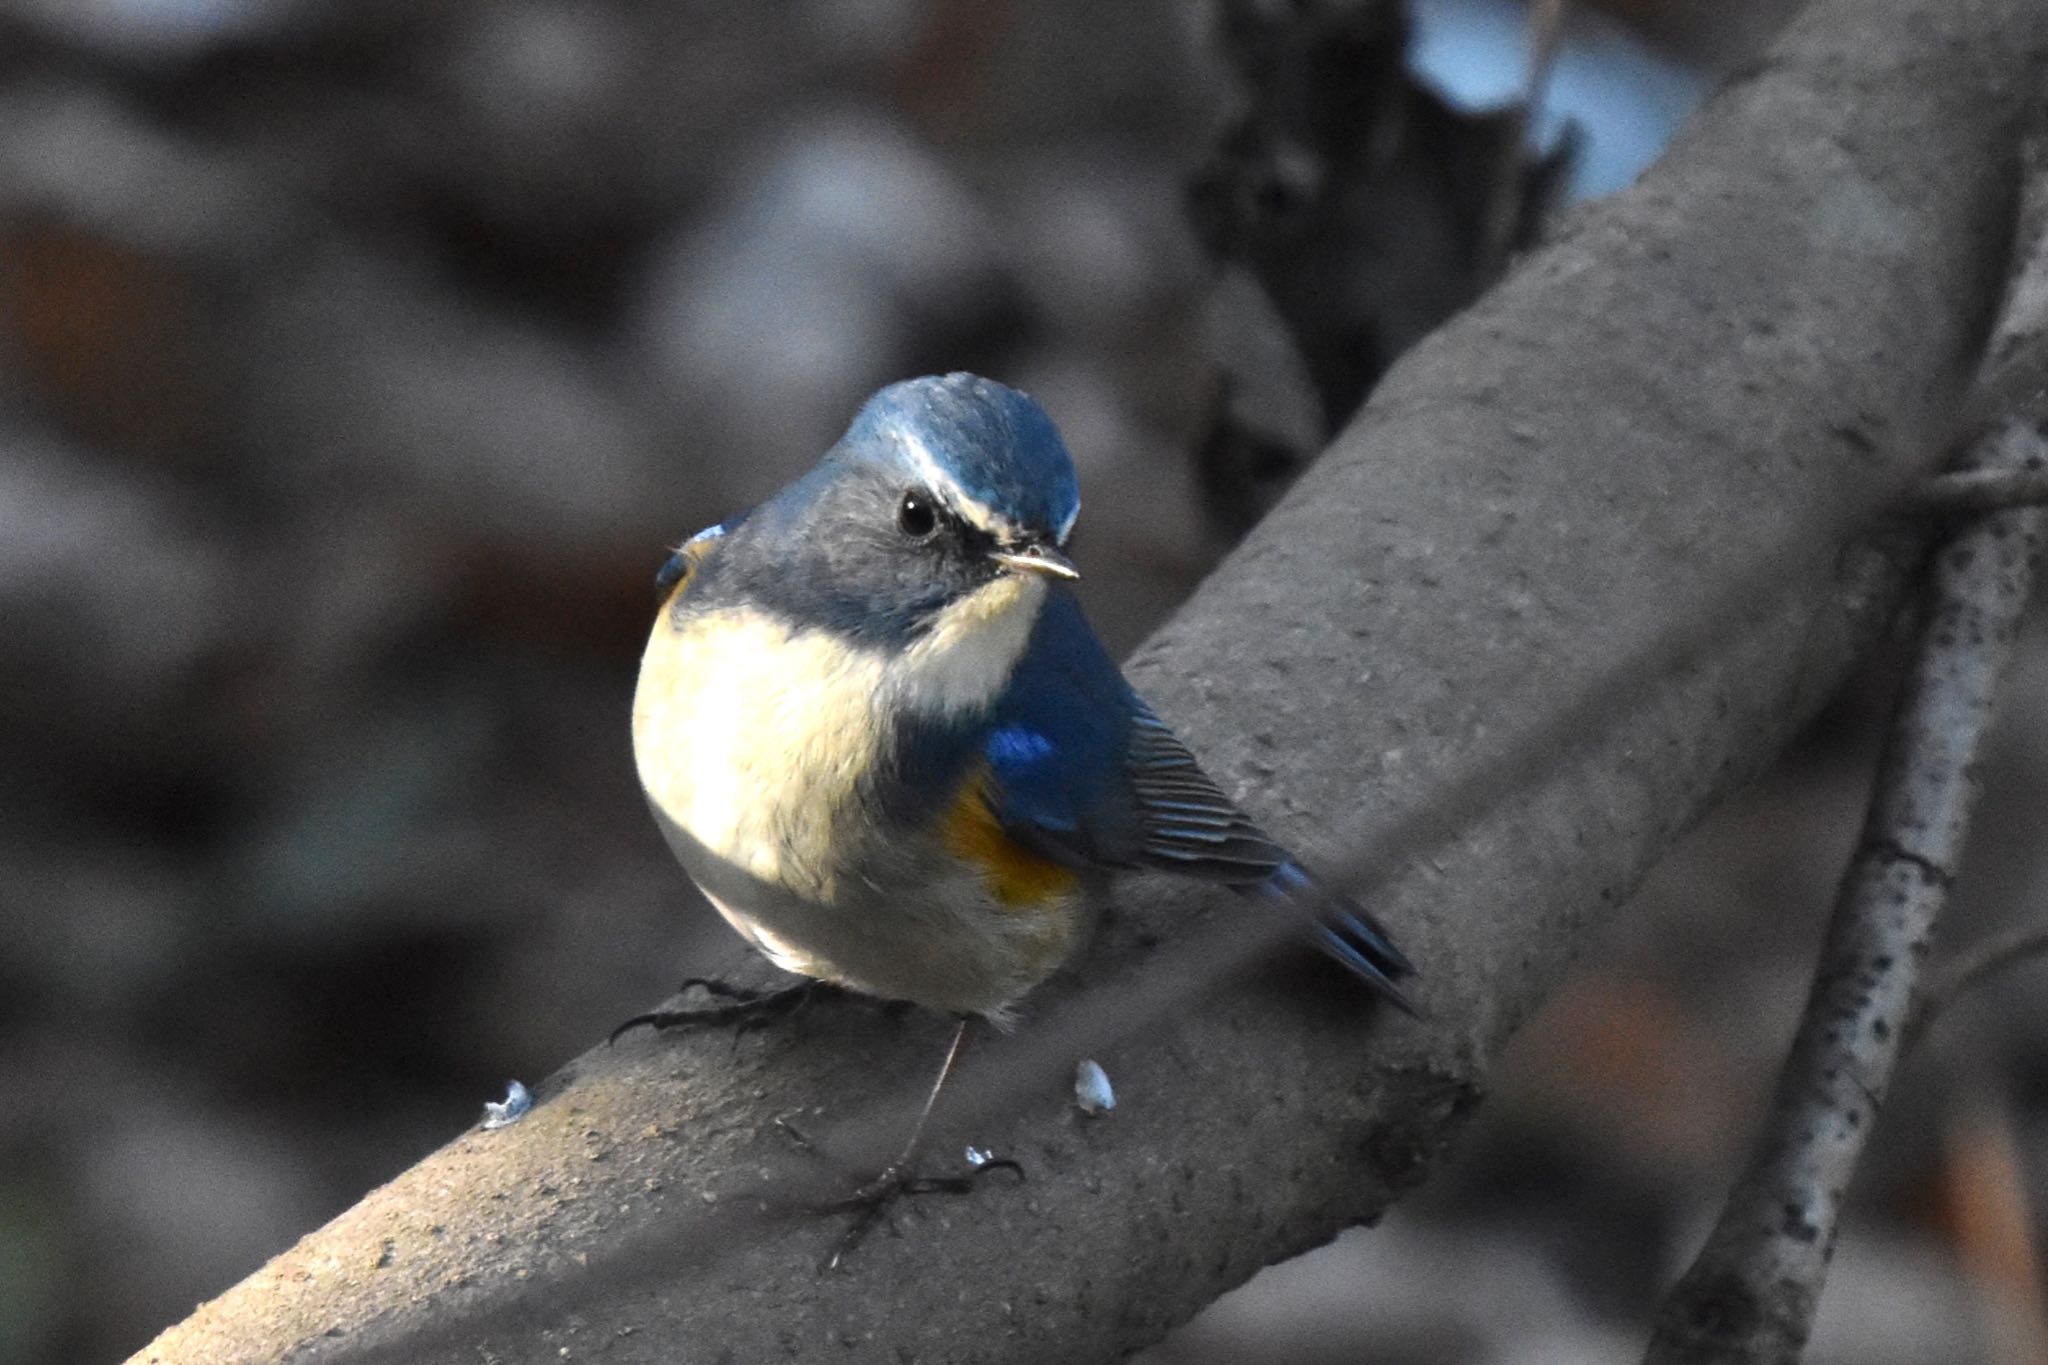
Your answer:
0,1 -> 2042,1364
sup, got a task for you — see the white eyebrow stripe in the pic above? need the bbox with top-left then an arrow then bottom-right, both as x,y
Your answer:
896,427 -> 1026,543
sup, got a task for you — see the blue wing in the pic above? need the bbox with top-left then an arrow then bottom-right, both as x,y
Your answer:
984,590 -> 1414,1007
981,590 -> 1253,872
977,590 -> 1140,867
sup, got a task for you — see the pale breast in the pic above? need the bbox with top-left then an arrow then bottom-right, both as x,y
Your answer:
632,603 -> 889,903
632,583 -> 1091,1015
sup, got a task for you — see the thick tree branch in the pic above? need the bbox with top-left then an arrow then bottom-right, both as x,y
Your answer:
133,2 -> 2048,1362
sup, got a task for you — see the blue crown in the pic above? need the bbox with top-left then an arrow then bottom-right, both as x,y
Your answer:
841,374 -> 1081,544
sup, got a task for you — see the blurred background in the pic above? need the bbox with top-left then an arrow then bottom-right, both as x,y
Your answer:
2,1 -> 2043,1362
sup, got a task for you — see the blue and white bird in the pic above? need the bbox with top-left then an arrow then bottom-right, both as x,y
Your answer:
630,373 -> 1412,1217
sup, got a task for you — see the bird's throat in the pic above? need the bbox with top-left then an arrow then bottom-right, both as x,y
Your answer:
890,573 -> 1047,718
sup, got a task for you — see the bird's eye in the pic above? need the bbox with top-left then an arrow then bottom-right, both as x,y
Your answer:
897,490 -> 938,539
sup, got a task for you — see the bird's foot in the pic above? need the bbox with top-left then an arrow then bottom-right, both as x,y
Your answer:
812,1154 -> 1025,1271
608,977 -> 829,1045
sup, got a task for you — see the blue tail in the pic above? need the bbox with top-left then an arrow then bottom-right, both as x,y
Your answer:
1258,861 -> 1418,1015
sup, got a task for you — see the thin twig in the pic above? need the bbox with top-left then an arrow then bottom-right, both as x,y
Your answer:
1904,920 -> 2048,1056
1480,0 -> 1570,276
1642,133 -> 2048,1365
1906,456 -> 2048,518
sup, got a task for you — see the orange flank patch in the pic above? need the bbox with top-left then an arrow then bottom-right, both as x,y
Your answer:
941,771 -> 1078,909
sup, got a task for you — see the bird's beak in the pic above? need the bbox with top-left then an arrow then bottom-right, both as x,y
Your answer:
990,541 -> 1080,581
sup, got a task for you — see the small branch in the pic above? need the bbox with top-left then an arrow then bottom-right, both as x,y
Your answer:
1642,136 -> 2048,1365
1480,0 -> 1570,275
1904,920 -> 2048,1055
1906,455 -> 2048,518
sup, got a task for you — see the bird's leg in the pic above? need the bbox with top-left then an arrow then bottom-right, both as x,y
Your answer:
608,976 -> 829,1045
838,1015 -> 973,1199
816,1017 -> 1022,1270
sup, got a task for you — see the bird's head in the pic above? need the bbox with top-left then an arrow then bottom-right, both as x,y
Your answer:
841,371 -> 1081,586
695,373 -> 1080,649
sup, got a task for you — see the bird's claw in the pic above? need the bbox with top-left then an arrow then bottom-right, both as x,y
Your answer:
607,977 -> 823,1046
815,1156 -> 1025,1271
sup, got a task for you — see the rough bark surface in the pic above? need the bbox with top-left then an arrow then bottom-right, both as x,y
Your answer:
133,1 -> 2048,1361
